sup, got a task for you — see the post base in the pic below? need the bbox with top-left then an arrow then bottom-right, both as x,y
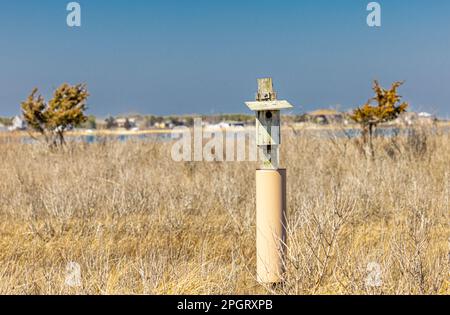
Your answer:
256,169 -> 287,284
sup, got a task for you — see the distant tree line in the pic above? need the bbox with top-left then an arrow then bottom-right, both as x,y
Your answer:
10,79 -> 410,158
95,114 -> 255,130
0,117 -> 13,126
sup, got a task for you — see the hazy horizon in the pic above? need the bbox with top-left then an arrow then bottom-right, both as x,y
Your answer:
1,0 -> 449,118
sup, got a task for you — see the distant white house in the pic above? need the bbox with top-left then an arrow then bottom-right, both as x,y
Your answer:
220,121 -> 245,128
207,121 -> 245,131
0,123 -> 7,132
397,112 -> 436,125
8,116 -> 26,131
115,117 -> 137,129
417,112 -> 437,124
418,112 -> 433,118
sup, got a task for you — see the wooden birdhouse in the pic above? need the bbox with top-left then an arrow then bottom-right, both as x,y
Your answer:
245,78 -> 293,169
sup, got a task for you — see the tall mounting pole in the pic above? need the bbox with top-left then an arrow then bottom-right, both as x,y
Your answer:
246,78 -> 293,284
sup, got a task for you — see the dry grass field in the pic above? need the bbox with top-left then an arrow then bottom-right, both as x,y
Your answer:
0,127 -> 448,294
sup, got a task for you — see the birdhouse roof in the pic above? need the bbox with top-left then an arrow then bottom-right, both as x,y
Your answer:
245,100 -> 293,111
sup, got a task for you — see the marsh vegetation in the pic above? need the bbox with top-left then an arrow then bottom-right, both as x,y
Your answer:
0,127 -> 448,294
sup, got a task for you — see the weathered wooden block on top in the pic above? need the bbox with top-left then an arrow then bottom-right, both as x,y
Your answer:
256,78 -> 277,101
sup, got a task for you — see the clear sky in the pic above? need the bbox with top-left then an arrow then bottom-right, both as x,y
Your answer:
0,0 -> 449,117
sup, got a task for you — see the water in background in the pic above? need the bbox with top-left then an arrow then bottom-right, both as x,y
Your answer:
1,125 -> 449,145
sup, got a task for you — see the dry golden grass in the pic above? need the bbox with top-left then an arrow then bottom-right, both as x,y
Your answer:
0,127 -> 448,295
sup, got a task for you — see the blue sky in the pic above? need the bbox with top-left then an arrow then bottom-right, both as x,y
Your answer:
0,0 -> 449,117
